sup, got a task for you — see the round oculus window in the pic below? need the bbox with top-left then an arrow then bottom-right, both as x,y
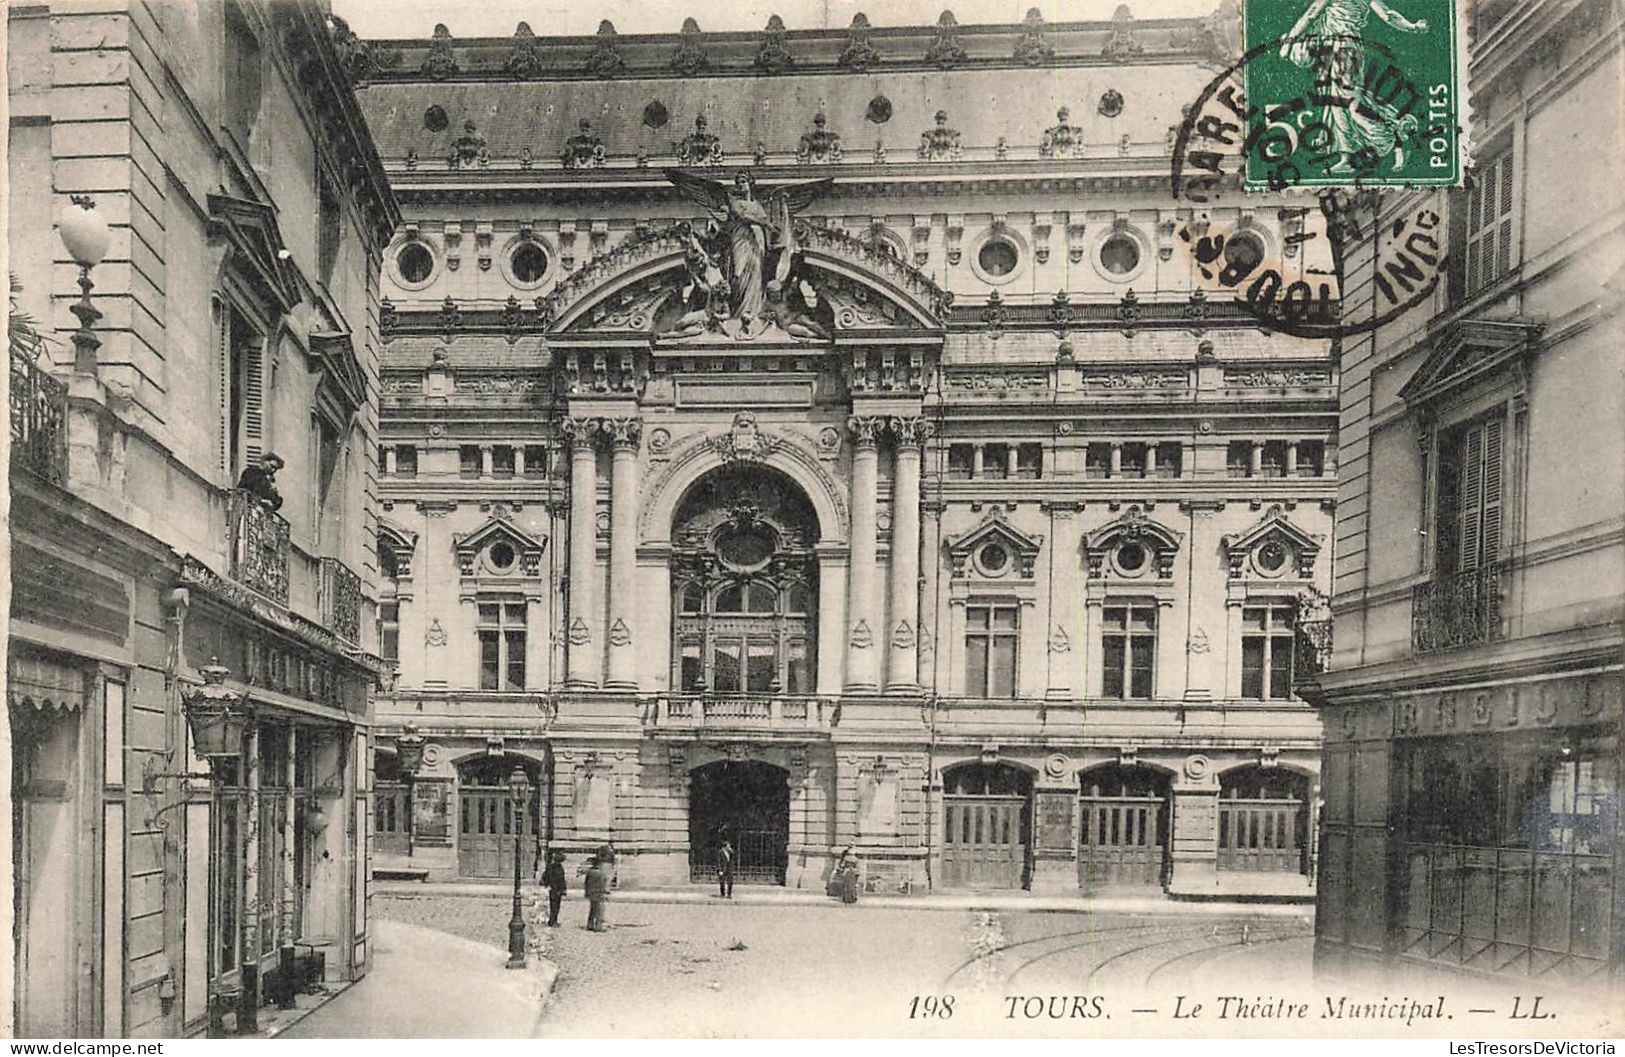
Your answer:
977,238 -> 1020,278
1115,541 -> 1148,574
487,541 -> 516,572
1099,234 -> 1141,277
1223,232 -> 1265,276
1255,540 -> 1288,575
978,542 -> 1010,575
716,525 -> 774,570
396,242 -> 434,285
510,242 -> 550,285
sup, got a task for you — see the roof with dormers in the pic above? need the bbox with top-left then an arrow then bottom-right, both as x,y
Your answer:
350,6 -> 1240,169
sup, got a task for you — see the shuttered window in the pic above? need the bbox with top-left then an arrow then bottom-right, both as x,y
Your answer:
1434,414 -> 1505,575
224,305 -> 264,478
1465,152 -> 1515,296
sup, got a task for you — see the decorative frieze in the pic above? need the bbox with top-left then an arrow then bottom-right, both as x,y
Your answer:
918,111 -> 963,161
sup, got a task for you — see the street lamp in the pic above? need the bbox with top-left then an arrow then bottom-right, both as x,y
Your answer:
506,766 -> 531,969
395,723 -> 426,859
58,195 -> 110,374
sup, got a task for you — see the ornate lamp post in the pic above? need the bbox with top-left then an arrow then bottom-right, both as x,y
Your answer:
395,723 -> 426,859
58,195 -> 110,374
506,766 -> 531,969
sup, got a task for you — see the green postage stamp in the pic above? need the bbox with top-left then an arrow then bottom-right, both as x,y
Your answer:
1242,0 -> 1463,190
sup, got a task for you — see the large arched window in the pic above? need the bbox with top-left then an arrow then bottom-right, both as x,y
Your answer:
670,467 -> 819,694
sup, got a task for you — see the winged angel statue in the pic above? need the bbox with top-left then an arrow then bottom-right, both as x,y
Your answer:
661,169 -> 835,342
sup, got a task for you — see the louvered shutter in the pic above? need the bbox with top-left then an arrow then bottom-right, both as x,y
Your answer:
1495,159 -> 1514,281
1464,153 -> 1516,296
1458,424 -> 1485,572
1479,417 -> 1504,566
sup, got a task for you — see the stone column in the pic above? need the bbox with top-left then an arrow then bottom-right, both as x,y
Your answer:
383,446 -> 398,476
886,418 -> 926,692
604,418 -> 641,691
1250,440 -> 1263,477
513,446 -> 527,476
1286,441 -> 1300,477
564,417 -> 600,687
845,416 -> 883,691
1109,443 -> 1123,478
480,445 -> 494,478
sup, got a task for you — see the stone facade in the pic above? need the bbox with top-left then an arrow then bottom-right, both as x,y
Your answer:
7,0 -> 396,1037
358,9 -> 1334,900
1313,0 -> 1624,986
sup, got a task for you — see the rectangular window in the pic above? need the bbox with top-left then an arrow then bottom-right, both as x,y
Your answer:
1120,443 -> 1148,478
1015,443 -> 1043,480
982,443 -> 1009,480
523,444 -> 548,477
1085,443 -> 1112,479
786,639 -> 810,693
947,444 -> 974,480
1240,602 -> 1296,700
379,602 -> 399,662
712,639 -> 742,692
315,416 -> 342,542
746,641 -> 777,692
476,600 -> 526,690
1155,444 -> 1183,478
491,445 -> 515,479
226,307 -> 264,479
395,445 -> 418,477
1260,441 -> 1288,478
1464,151 -> 1515,297
1226,441 -> 1252,478
679,642 -> 703,692
459,445 -> 481,480
317,172 -> 341,286
1102,603 -> 1156,699
1296,440 -> 1325,477
965,602 -> 1019,698
1435,413 -> 1505,575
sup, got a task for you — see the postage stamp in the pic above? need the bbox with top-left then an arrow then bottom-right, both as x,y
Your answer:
1242,0 -> 1463,190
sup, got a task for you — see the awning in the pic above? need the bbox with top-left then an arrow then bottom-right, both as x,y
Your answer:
7,651 -> 87,713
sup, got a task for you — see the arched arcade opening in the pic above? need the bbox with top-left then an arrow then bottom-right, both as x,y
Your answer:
941,761 -> 1033,890
688,759 -> 791,885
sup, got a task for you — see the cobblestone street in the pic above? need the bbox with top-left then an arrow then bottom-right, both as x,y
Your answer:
373,890 -> 1314,1037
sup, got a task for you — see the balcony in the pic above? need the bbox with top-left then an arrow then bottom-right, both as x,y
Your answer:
10,348 -> 67,484
648,693 -> 832,733
320,556 -> 363,645
1412,564 -> 1504,654
228,489 -> 291,605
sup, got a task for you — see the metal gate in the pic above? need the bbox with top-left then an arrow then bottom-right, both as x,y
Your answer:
941,796 -> 1026,889
1078,795 -> 1166,887
1218,798 -> 1306,872
689,828 -> 786,885
457,785 -> 534,879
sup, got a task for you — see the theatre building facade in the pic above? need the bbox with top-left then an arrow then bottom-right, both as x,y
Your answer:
354,7 -> 1336,898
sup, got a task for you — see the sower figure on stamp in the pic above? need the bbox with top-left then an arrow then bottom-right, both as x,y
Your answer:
1281,0 -> 1430,173
542,850 -> 567,928
584,856 -> 610,932
718,840 -> 735,900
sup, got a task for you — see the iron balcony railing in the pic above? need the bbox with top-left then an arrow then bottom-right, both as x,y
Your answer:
10,347 -> 67,484
1294,618 -> 1332,684
228,489 -> 291,605
1412,563 -> 1505,654
319,556 -> 363,645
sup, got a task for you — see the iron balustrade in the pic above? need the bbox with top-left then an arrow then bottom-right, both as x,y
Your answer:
228,489 -> 291,605
1294,619 -> 1332,682
10,348 -> 67,484
319,556 -> 363,644
1412,563 -> 1505,653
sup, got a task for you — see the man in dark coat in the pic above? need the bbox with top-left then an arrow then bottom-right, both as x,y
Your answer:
718,840 -> 736,899
541,851 -> 568,927
584,856 -> 610,932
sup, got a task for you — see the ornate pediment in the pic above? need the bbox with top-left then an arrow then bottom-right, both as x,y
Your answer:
452,517 -> 547,578
1221,504 -> 1321,579
207,193 -> 302,314
310,329 -> 366,419
1084,506 -> 1182,580
946,509 -> 1043,580
378,520 -> 419,579
1398,318 -> 1543,407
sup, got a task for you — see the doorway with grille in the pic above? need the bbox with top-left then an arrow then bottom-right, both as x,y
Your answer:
688,759 -> 790,885
1078,763 -> 1171,888
456,755 -> 543,880
941,762 -> 1031,890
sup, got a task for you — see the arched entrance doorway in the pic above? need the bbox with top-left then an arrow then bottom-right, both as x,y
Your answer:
1078,764 -> 1171,888
941,762 -> 1031,890
1217,765 -> 1310,874
688,760 -> 789,885
456,755 -> 543,880
670,464 -> 819,696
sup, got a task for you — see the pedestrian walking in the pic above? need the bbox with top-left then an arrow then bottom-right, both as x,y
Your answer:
584,856 -> 610,932
542,850 -> 568,928
597,841 -> 618,889
718,840 -> 735,899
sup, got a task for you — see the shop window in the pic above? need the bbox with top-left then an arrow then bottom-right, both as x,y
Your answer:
477,600 -> 526,690
965,601 -> 1019,698
1240,602 -> 1296,700
1102,602 -> 1156,699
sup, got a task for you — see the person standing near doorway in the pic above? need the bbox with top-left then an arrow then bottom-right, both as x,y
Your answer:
584,855 -> 610,932
542,850 -> 568,928
718,840 -> 736,899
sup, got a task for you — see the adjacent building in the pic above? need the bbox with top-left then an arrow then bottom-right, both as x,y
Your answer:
1313,0 -> 1623,986
354,7 -> 1337,900
7,0 -> 396,1037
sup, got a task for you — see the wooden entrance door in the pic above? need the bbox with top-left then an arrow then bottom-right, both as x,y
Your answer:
1218,798 -> 1306,872
1078,796 -> 1166,887
457,786 -> 533,879
942,796 -> 1026,889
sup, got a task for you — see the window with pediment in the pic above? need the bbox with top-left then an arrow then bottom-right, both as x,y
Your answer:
1221,505 -> 1321,581
670,467 -> 819,694
1084,506 -> 1182,581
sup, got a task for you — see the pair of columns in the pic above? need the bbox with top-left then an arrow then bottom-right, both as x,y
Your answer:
845,415 -> 928,694
564,416 -> 641,690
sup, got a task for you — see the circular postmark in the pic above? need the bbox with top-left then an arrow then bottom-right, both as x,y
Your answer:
1171,31 -> 1449,338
